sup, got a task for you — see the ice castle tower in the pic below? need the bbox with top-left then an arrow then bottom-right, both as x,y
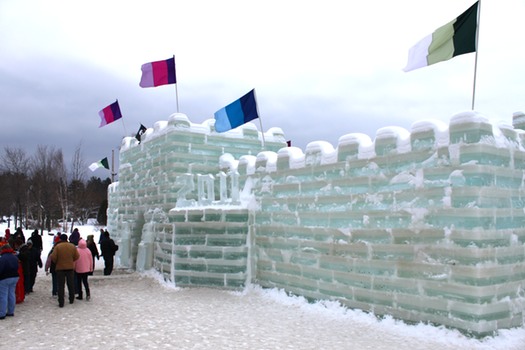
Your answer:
107,111 -> 525,337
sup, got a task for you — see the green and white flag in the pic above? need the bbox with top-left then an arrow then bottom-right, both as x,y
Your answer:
89,157 -> 110,172
403,1 -> 478,72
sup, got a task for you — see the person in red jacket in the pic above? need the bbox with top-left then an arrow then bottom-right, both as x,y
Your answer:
7,239 -> 25,304
53,232 -> 61,245
74,239 -> 93,301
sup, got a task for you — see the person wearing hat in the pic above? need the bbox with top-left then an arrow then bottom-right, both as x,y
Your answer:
50,234 -> 79,307
0,244 -> 20,319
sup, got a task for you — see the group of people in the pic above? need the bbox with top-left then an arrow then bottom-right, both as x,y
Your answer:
0,228 -> 44,319
0,229 -> 43,302
0,227 -> 118,316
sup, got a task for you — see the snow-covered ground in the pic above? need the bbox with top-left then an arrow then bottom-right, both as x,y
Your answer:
2,224 -> 525,349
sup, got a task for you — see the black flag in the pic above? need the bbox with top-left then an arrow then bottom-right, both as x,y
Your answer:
135,124 -> 147,143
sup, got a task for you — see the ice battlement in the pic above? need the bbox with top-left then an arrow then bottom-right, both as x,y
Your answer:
120,113 -> 287,154
107,110 -> 525,337
120,111 -> 525,174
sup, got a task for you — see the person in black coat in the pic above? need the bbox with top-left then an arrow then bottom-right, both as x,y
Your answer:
26,240 -> 42,293
30,230 -> 43,270
30,230 -> 43,252
100,231 -> 118,276
13,228 -> 25,244
98,229 -> 107,245
86,235 -> 99,276
69,228 -> 80,246
30,230 -> 42,251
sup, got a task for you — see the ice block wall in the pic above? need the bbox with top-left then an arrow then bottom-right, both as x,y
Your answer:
254,113 -> 525,337
107,111 -> 525,336
107,114 -> 285,283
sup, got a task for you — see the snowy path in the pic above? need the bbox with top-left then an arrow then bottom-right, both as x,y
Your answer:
3,270 -> 524,350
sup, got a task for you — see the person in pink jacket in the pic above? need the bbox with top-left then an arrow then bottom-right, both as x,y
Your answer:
74,239 -> 93,301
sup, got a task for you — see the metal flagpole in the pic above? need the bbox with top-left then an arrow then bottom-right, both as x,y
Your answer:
174,55 -> 179,113
471,0 -> 482,110
258,118 -> 266,149
175,84 -> 180,113
111,149 -> 115,183
117,99 -> 128,136
120,119 -> 128,136
253,89 -> 265,149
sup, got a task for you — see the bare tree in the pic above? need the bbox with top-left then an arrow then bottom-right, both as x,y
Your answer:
1,144 -> 109,231
70,142 -> 86,183
1,147 -> 30,228
30,145 -> 65,232
68,142 -> 88,229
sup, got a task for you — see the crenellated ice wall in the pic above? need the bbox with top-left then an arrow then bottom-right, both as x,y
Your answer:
107,111 -> 525,337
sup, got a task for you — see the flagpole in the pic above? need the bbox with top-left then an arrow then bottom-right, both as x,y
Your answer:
258,118 -> 266,149
174,55 -> 179,113
471,0 -> 481,110
111,149 -> 116,183
116,99 -> 128,136
252,89 -> 265,149
120,119 -> 128,137
175,84 -> 180,113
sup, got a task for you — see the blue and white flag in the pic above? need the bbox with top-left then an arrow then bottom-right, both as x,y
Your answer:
214,89 -> 259,133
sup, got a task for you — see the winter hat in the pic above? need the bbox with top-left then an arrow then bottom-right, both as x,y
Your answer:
1,243 -> 12,251
27,239 -> 33,245
60,234 -> 68,241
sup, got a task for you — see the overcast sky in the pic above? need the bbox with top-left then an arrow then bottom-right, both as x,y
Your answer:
1,0 -> 523,179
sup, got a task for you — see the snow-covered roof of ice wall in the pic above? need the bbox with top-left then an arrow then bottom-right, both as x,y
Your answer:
119,111 -> 525,170
120,113 -> 287,152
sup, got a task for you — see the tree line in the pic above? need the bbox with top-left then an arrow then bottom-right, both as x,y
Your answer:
0,144 -> 111,232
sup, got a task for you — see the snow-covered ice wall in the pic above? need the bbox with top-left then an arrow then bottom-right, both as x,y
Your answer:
107,111 -> 525,337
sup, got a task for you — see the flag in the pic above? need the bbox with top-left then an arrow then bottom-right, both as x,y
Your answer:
89,157 -> 110,172
139,56 -> 176,88
99,100 -> 122,128
214,89 -> 259,133
403,1 -> 478,72
135,124 -> 147,143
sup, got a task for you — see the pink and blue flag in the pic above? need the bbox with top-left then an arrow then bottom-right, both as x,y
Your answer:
139,56 -> 176,88
214,89 -> 259,133
98,100 -> 122,128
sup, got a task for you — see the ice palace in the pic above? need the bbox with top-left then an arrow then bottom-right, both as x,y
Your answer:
106,110 -> 525,337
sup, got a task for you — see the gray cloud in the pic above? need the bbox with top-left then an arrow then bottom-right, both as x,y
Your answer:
1,0 -> 524,180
